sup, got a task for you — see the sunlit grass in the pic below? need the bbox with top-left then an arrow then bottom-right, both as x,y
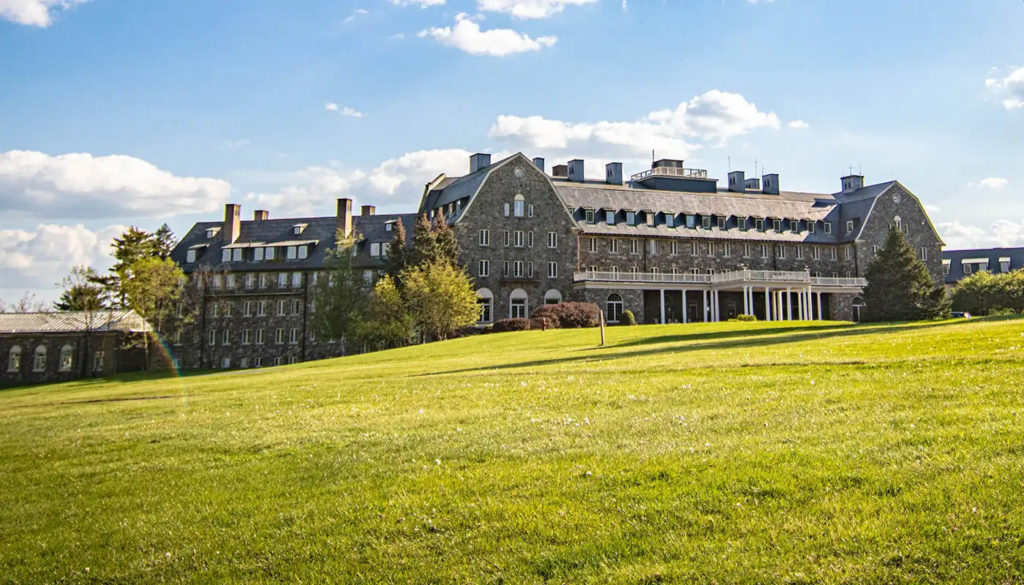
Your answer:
2,317 -> 1024,583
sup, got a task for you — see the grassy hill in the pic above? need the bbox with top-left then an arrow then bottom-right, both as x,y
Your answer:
2,317 -> 1024,583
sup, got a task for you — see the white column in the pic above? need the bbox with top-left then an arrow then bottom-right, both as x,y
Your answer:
703,290 -> 708,323
682,289 -> 688,323
797,289 -> 804,321
745,286 -> 751,315
806,288 -> 813,320
713,290 -> 719,322
786,287 -> 792,321
817,291 -> 823,321
765,287 -> 771,321
660,289 -> 666,325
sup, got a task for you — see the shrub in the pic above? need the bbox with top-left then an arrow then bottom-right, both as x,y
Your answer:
531,302 -> 601,328
735,314 -> 757,322
492,318 -> 531,332
620,310 -> 636,325
529,317 -> 553,330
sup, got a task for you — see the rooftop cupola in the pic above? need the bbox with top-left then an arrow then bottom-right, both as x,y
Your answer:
630,159 -> 716,193
568,159 -> 585,182
841,174 -> 865,193
762,173 -> 780,195
605,162 -> 623,185
728,170 -> 746,193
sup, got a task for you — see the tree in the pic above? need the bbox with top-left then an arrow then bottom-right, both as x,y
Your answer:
0,292 -> 47,313
103,226 -> 178,307
310,232 -> 369,351
356,275 -> 413,350
862,227 -> 949,321
383,218 -> 410,285
121,257 -> 186,369
54,266 -> 109,312
952,269 -> 1024,315
408,213 -> 460,269
403,260 -> 479,341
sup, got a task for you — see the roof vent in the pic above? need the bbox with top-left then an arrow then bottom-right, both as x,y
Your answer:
470,153 -> 491,174
568,159 -> 585,183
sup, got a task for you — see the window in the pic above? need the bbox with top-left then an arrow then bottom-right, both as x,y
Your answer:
585,209 -> 595,223
528,204 -> 534,218
670,241 -> 679,255
723,243 -> 731,257
920,247 -> 928,261
278,300 -> 287,316
93,351 -> 105,372
514,231 -> 524,248
755,218 -> 765,232
244,274 -> 255,289
225,274 -> 236,289
277,273 -> 287,288
186,249 -> 197,263
791,221 -> 799,234
240,358 -> 250,369
606,294 -> 624,324
257,301 -> 266,317
370,243 -> 381,257
702,216 -> 711,230
221,358 -> 231,369
503,261 -> 510,277
244,301 -> 253,317
242,329 -> 252,345
943,261 -> 951,275
274,357 -> 283,367
649,240 -> 657,256
964,263 -> 973,275
812,246 -> 821,260
831,247 -> 839,260
265,247 -> 275,260
291,272 -> 302,287
589,238 -> 598,253
290,329 -> 299,344
479,229 -> 490,247
760,244 -> 769,259
209,303 -> 218,318
743,243 -> 752,258
686,215 -> 696,229
548,262 -> 558,278
665,214 -> 676,228
630,239 -> 640,255
846,246 -> 853,260
7,346 -> 21,373
773,219 -> 782,232
626,211 -> 636,225
256,329 -> 265,345
778,245 -> 787,259
232,249 -> 242,262
808,222 -> 816,234
527,231 -> 534,248
363,269 -> 373,284
606,210 -> 615,225
718,217 -> 727,231
513,261 -> 524,278
503,230 -> 511,247
691,241 -> 699,256
610,239 -> 619,253
477,289 -> 493,323
796,245 -> 804,260
510,289 -> 528,319
544,289 -> 562,305
298,246 -> 308,260
222,249 -> 231,262
503,202 -> 510,217
513,194 -> 525,217
478,260 -> 489,277
824,222 -> 832,235
846,220 -> 855,234
707,242 -> 715,257
259,273 -> 269,289
222,329 -> 231,346
547,232 -> 558,249
528,261 -> 535,278
739,217 -> 749,232
610,266 -> 619,275
209,329 -> 217,346
275,329 -> 285,344
59,345 -> 74,372
645,212 -> 655,227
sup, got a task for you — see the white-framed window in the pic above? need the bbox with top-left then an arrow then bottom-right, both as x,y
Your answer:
585,209 -> 595,223
244,274 -> 255,289
547,232 -> 558,249
225,274 -> 236,289
478,259 -> 489,277
93,351 -> 104,372
265,247 -> 275,260
808,222 -> 816,234
706,242 -> 715,257
665,214 -> 676,228
964,263 -> 973,275
209,329 -> 217,346
274,356 -> 283,366
287,246 -> 298,260
648,240 -> 657,255
670,241 -> 679,255
528,203 -> 534,217
503,202 -> 510,217
645,212 -> 655,227
514,230 -> 524,248
691,241 -> 699,256
812,246 -> 821,260
513,194 -> 525,217
718,217 -> 727,230
243,301 -> 253,317
58,345 -> 74,372
277,273 -> 287,288
943,260 -> 951,275
528,261 -> 535,278
630,239 -> 640,255
222,249 -> 231,262
795,245 -> 804,260
277,300 -> 287,316
760,244 -> 769,259
702,216 -> 711,230
298,246 -> 308,260
256,329 -> 265,345
846,246 -> 853,260
503,261 -> 509,277
610,239 -> 619,253
290,329 -> 299,344
186,249 -> 197,263
548,262 -> 558,278
510,288 -> 528,319
723,243 -> 731,257
830,247 -> 839,260
773,219 -> 782,232
31,346 -> 47,372
606,211 -> 616,225
275,328 -> 285,344
686,214 -> 696,229
513,261 -> 524,278
920,247 -> 928,261
292,272 -> 302,287
477,288 -> 493,323
209,303 -> 218,318
240,358 -> 250,369
791,221 -> 800,234
242,329 -> 252,345
778,245 -> 787,259
7,345 -> 21,373
544,289 -> 562,305
232,249 -> 242,262
256,301 -> 266,316
872,245 -> 880,256
755,218 -> 765,232
846,220 -> 855,234
222,329 -> 231,346
606,294 -> 623,324
743,243 -> 751,258
370,243 -> 381,257
589,238 -> 598,253
824,222 -> 832,234
527,231 -> 534,248
479,229 -> 490,247
626,211 -> 636,225
503,230 -> 510,247
610,266 -> 619,275
363,269 -> 373,285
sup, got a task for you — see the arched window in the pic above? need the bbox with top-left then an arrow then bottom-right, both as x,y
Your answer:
59,344 -> 74,372
606,294 -> 624,324
476,288 -> 494,324
513,194 -> 525,218
893,215 -> 902,232
544,289 -> 562,305
510,288 -> 528,319
32,345 -> 47,372
7,346 -> 21,373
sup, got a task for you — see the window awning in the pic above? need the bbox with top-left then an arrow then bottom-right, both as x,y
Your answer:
188,243 -> 209,250
999,257 -> 1011,263
961,258 -> 989,264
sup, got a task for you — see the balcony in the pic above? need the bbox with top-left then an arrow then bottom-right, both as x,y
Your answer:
630,166 -> 709,182
574,269 -> 866,289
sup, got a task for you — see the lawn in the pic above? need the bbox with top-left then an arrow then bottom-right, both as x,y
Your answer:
2,317 -> 1024,583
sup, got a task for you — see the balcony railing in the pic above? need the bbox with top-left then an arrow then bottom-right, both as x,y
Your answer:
574,269 -> 866,288
630,166 -> 709,182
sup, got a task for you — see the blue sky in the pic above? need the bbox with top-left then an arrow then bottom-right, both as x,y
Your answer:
2,0 -> 1023,304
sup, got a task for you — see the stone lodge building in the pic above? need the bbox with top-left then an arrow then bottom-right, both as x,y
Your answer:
169,152 -> 944,370
1,310 -> 150,387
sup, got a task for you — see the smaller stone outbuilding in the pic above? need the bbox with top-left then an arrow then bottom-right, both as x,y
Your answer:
1,310 -> 151,388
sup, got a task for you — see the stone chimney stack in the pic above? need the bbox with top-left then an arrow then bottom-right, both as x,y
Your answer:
605,162 -> 623,185
337,198 -> 353,238
253,209 -> 269,221
361,205 -> 375,216
224,203 -> 241,243
532,157 -> 545,173
568,159 -> 585,183
762,173 -> 780,195
728,171 -> 746,193
841,174 -> 865,193
470,153 -> 491,174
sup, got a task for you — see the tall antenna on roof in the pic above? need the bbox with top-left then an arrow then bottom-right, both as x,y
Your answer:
652,149 -> 655,164
728,156 -> 731,171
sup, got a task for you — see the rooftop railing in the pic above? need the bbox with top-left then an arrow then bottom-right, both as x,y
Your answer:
630,166 -> 709,182
574,269 -> 866,288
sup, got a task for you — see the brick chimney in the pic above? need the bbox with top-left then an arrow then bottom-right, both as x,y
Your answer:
337,198 -> 353,238
361,205 -> 375,216
253,209 -> 269,221
223,203 -> 241,243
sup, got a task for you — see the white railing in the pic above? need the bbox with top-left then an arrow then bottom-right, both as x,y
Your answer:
630,166 -> 709,181
575,269 -> 866,289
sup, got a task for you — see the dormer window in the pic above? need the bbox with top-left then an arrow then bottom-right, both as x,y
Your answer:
846,220 -> 855,234
626,211 -> 636,225
824,222 -> 832,235
701,216 -> 711,230
222,249 -> 231,262
186,250 -> 197,263
773,219 -> 782,232
717,217 -> 727,231
606,210 -> 615,225
254,247 -> 264,261
755,218 -> 765,232
645,212 -> 654,227
664,214 -> 675,228
808,222 -> 816,234
584,209 -> 595,223
266,247 -> 276,260
739,217 -> 749,232
686,214 -> 696,229
206,227 -> 221,239
385,222 -> 393,232
298,245 -> 308,260
791,221 -> 800,234
293,223 -> 307,235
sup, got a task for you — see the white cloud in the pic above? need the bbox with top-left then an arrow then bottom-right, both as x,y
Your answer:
390,0 -> 445,7
788,119 -> 809,129
325,102 -> 339,111
985,67 -> 1024,110
0,223 -> 125,293
488,90 -> 780,157
476,0 -> 597,19
973,177 -> 1009,190
343,8 -> 369,22
0,0 -> 88,27
0,150 -> 229,219
341,106 -> 364,118
244,148 -> 475,216
418,13 -> 557,56
937,219 -> 1024,250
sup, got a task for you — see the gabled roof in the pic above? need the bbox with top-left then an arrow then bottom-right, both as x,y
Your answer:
0,310 -> 149,334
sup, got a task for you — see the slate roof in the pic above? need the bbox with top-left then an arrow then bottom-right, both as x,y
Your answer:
170,213 -> 417,273
941,246 -> 1024,284
0,310 -> 149,334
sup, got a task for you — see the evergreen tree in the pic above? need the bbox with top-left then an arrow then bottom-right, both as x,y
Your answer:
430,213 -> 460,267
54,266 -> 109,312
403,259 -> 479,341
383,218 -> 410,284
410,213 -> 436,268
153,224 -> 177,258
862,227 -> 949,321
310,232 -> 369,351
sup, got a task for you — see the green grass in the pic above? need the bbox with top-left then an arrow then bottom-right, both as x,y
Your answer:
3,317 -> 1024,584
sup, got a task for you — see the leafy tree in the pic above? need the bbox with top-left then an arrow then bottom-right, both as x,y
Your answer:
102,226 -> 178,307
952,269 -> 1024,315
54,266 -> 109,312
862,227 -> 949,321
403,259 -> 479,341
121,257 -> 186,368
357,275 -> 413,350
310,232 -> 369,351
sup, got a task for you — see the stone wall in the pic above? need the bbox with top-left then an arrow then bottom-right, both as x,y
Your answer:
853,184 -> 945,284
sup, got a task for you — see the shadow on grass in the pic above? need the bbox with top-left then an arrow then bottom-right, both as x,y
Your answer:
413,319 -> 963,378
